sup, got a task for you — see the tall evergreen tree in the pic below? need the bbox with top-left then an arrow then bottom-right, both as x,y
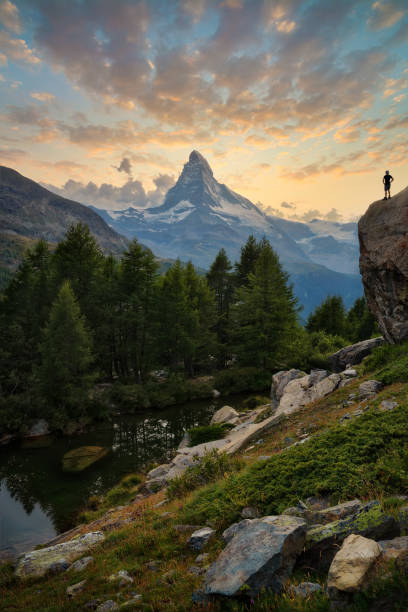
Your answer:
118,240 -> 159,382
39,281 -> 94,418
346,296 -> 378,342
234,234 -> 262,287
306,295 -> 347,337
206,249 -> 234,367
233,241 -> 299,370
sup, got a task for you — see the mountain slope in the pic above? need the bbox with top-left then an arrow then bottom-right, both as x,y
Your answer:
0,166 -> 128,255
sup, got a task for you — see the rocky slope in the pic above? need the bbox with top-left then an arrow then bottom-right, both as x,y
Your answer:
359,185 -> 408,343
0,166 -> 128,256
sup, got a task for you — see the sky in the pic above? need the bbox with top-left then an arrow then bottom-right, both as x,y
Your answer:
0,0 -> 407,221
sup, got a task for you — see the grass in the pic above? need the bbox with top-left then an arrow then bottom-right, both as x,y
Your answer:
187,423 -> 234,447
363,340 -> 408,384
3,354 -> 408,610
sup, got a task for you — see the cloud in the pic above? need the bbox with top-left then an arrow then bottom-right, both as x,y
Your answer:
0,30 -> 40,64
115,157 -> 132,176
47,171 -> 175,210
368,1 -> 406,30
280,201 -> 296,209
0,1 -> 21,34
30,91 -> 55,102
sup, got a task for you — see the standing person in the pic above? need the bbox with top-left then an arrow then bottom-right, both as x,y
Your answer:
383,170 -> 394,200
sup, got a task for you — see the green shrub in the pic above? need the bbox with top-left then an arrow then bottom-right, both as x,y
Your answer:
187,423 -> 233,446
363,341 -> 408,384
242,395 -> 270,410
214,367 -> 270,394
181,405 -> 408,529
167,450 -> 244,499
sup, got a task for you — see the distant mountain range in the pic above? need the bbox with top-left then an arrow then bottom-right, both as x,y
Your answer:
0,157 -> 362,317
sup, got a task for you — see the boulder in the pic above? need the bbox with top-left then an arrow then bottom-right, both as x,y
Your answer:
302,501 -> 399,569
188,527 -> 215,551
271,369 -> 306,406
379,535 -> 408,566
328,337 -> 384,372
69,555 -> 94,572
379,400 -> 398,412
146,464 -> 171,480
96,601 -> 119,611
25,419 -> 50,438
359,187 -> 408,343
67,579 -> 87,598
275,373 -> 341,417
327,534 -> 382,604
210,405 -> 239,425
342,369 -> 357,378
177,432 -> 191,449
305,499 -> 362,525
203,516 -> 306,598
359,380 -> 383,398
108,569 -> 134,586
15,531 -> 105,579
241,506 -> 260,519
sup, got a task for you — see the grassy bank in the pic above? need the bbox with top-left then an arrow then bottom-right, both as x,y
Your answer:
2,347 -> 408,610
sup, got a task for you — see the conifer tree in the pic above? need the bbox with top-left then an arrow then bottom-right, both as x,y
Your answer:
234,234 -> 262,287
306,295 -> 346,337
206,249 -> 234,366
233,241 -> 299,370
39,281 -> 94,417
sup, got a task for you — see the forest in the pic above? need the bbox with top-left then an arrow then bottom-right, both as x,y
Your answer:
0,223 -> 377,433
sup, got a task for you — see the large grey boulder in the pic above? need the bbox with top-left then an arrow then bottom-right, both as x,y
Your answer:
210,405 -> 240,425
271,369 -> 305,407
203,516 -> 306,598
359,380 -> 383,398
359,187 -> 408,343
305,499 -> 363,525
301,501 -> 399,569
328,337 -> 384,372
275,372 -> 340,417
16,531 -> 105,579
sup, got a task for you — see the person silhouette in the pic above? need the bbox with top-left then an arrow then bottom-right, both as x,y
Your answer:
383,170 -> 394,200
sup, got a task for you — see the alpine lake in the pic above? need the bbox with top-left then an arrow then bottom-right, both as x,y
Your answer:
0,394 -> 249,561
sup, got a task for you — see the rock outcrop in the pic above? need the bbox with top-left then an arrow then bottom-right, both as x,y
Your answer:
328,337 -> 384,371
359,186 -> 408,343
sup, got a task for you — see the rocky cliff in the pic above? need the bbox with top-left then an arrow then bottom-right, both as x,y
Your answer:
359,186 -> 408,343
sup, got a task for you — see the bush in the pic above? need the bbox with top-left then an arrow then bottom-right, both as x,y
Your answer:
363,341 -> 408,384
214,367 -> 270,394
242,395 -> 270,410
181,405 -> 408,529
187,423 -> 233,446
167,450 -> 244,499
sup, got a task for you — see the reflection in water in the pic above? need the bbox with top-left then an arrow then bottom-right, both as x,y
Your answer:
0,395 -> 243,558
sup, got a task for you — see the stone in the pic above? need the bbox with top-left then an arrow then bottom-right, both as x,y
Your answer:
308,369 -> 329,386
302,501 -> 399,569
189,565 -> 204,575
257,455 -> 271,461
210,405 -> 239,425
108,570 -> 134,587
241,506 -> 260,519
146,464 -> 171,480
305,500 -> 362,525
275,373 -> 341,418
96,601 -> 119,611
342,369 -> 357,377
67,579 -> 87,598
212,389 -> 221,398
359,188 -> 408,343
327,534 -> 382,602
16,532 -> 105,579
62,446 -> 109,473
359,380 -> 383,398
48,559 -> 70,575
288,582 -> 322,598
143,477 -> 167,493
379,535 -> 408,567
222,519 -> 252,544
271,369 -> 306,406
195,553 -> 209,564
188,527 -> 215,551
203,516 -> 306,598
328,337 -> 384,372
379,400 -> 398,412
69,556 -> 94,572
25,419 -> 50,438
282,507 -> 305,518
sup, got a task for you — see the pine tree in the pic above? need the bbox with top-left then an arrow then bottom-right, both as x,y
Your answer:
234,234 -> 262,287
39,281 -> 94,417
346,296 -> 378,342
206,249 -> 234,366
233,241 -> 300,370
306,295 -> 347,337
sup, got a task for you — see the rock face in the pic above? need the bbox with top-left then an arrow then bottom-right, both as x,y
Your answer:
328,337 -> 384,372
327,534 -> 381,602
15,531 -> 105,579
203,515 -> 306,598
359,186 -> 408,343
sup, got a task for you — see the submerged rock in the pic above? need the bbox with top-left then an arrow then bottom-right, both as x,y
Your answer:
62,446 -> 109,473
15,531 -> 105,579
203,515 -> 306,598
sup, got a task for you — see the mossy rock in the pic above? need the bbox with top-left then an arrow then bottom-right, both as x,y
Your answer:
62,446 -> 109,473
